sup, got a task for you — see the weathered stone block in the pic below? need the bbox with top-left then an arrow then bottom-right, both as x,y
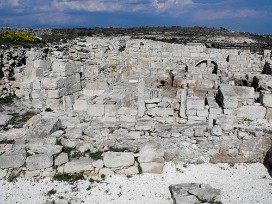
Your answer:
218,84 -> 238,109
138,141 -> 164,163
260,91 -> 272,108
42,77 -> 64,90
26,154 -> 53,170
87,105 -> 105,117
63,158 -> 94,173
27,116 -> 62,138
237,106 -> 266,119
140,162 -> 164,174
233,86 -> 254,99
147,107 -> 174,117
73,99 -> 87,111
103,152 -> 135,168
54,153 -> 69,166
186,97 -> 205,110
0,114 -> 13,126
0,151 -> 26,168
117,107 -> 138,116
52,60 -> 81,76
214,115 -> 234,131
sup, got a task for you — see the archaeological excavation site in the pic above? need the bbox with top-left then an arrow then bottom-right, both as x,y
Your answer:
0,27 -> 272,203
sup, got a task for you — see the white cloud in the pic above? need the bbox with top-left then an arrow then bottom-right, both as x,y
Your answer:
9,0 -> 20,7
194,9 -> 258,20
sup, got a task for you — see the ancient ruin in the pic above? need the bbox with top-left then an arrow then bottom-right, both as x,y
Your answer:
0,27 -> 272,203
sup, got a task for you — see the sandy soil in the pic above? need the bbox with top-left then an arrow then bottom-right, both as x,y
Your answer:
0,162 -> 271,204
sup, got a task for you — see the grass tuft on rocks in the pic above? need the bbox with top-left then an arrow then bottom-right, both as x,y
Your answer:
53,172 -> 84,182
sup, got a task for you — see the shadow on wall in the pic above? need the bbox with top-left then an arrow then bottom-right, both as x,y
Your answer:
264,146 -> 272,177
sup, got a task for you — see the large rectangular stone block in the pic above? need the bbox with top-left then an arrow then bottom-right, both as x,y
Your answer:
42,77 -> 64,90
52,60 -> 81,76
186,97 -> 205,110
218,84 -> 238,109
147,107 -> 174,117
233,86 -> 254,99
260,91 -> 272,108
87,105 -> 105,117
237,106 -> 266,119
73,99 -> 87,111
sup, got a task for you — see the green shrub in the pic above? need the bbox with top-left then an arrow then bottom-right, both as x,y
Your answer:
53,172 -> 84,182
89,151 -> 103,160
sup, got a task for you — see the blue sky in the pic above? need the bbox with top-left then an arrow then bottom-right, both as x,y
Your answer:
0,0 -> 271,34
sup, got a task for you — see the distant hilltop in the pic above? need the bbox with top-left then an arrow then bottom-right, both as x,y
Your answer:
0,26 -> 272,50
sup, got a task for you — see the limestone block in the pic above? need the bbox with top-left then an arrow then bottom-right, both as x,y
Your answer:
140,162 -> 164,174
218,84 -> 238,109
128,131 -> 141,140
63,74 -> 81,94
197,110 -> 209,117
237,106 -> 266,119
47,89 -> 64,99
54,153 -> 69,166
0,113 -> 13,126
119,115 -> 136,123
214,115 -> 234,131
138,141 -> 164,163
46,99 -> 61,110
169,183 -> 221,204
59,116 -> 80,129
209,108 -> 222,115
135,120 -> 153,131
52,60 -> 81,76
63,158 -> 94,173
27,144 -> 63,156
87,105 -> 105,117
42,77 -> 64,90
211,125 -> 223,136
63,95 -> 74,112
33,79 -> 41,90
73,99 -> 87,111
0,151 -> 26,168
27,116 -> 62,138
266,108 -> 272,120
186,97 -> 205,110
92,159 -> 104,168
233,86 -> 254,99
117,107 -> 138,116
179,89 -> 187,118
105,104 -> 117,116
85,81 -> 109,90
26,154 -> 53,170
99,168 -> 114,176
260,91 -> 272,108
124,166 -> 139,176
147,107 -> 174,117
103,152 -> 135,168
33,59 -> 51,70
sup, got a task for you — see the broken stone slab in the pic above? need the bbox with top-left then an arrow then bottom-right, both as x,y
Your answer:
103,152 -> 135,168
218,84 -> 238,109
0,113 -> 13,126
63,157 -> 94,173
26,154 -> 53,170
260,91 -> 272,108
138,141 -> 164,163
237,105 -> 266,119
26,115 -> 62,138
169,183 -> 221,204
0,151 -> 26,169
117,107 -> 138,116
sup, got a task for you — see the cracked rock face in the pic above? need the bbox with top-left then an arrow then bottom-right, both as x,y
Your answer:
169,183 -> 221,204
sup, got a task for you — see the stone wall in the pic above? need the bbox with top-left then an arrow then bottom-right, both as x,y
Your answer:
1,36 -> 272,178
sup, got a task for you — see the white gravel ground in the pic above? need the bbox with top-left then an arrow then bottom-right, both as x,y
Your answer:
1,162 -> 272,204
